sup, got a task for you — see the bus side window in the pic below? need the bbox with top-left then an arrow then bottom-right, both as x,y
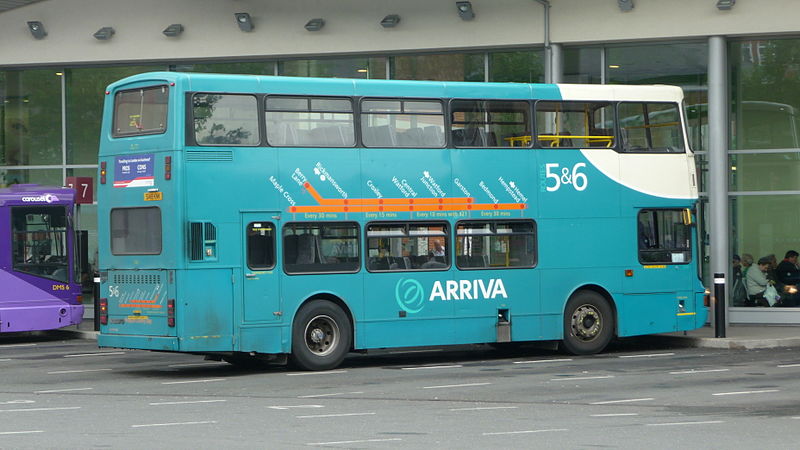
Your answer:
637,210 -> 691,264
361,99 -> 445,148
366,222 -> 449,271
456,220 -> 536,269
266,96 -> 355,147
193,94 -> 260,146
619,102 -> 684,153
451,100 -> 529,148
534,101 -> 615,149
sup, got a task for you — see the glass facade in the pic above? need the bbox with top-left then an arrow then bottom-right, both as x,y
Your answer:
3,38 -> 800,317
730,38 -> 800,302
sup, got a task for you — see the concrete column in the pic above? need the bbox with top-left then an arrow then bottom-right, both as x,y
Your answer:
550,43 -> 563,83
708,36 -> 729,328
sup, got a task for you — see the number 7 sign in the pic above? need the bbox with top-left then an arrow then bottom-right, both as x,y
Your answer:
66,176 -> 94,204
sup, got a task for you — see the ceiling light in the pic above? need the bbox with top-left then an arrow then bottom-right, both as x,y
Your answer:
93,27 -> 115,40
456,2 -> 475,21
716,0 -> 735,10
618,0 -> 634,11
235,13 -> 253,32
27,21 -> 46,39
163,24 -> 184,37
304,18 -> 325,32
380,14 -> 400,28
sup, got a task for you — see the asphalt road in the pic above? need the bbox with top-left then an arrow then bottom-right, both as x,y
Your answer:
1,334 -> 799,449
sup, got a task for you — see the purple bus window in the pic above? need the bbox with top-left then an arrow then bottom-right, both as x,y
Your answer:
12,206 -> 70,283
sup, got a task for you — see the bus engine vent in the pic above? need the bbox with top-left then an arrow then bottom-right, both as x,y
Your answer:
189,221 -> 218,261
186,150 -> 233,162
113,273 -> 162,285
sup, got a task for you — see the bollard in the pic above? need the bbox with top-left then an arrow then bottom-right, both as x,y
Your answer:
93,276 -> 101,332
714,272 -> 726,338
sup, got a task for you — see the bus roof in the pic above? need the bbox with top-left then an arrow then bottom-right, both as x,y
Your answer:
106,71 -> 684,103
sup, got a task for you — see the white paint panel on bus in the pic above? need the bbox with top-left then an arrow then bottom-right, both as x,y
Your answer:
556,84 -> 684,103
581,150 -> 696,199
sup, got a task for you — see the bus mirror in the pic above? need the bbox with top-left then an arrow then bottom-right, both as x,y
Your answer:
682,209 -> 693,226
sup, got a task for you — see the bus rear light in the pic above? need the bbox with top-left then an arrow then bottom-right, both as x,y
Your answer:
76,295 -> 83,304
100,161 -> 107,184
164,156 -> 172,180
167,299 -> 176,327
99,298 -> 108,325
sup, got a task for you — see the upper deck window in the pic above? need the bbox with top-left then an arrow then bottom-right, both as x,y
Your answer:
193,94 -> 260,146
534,101 -> 615,149
361,99 -> 445,148
113,85 -> 168,137
451,100 -> 530,148
266,96 -> 355,147
618,102 -> 684,153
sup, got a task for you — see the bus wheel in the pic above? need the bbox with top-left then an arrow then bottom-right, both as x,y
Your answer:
561,291 -> 614,355
290,300 -> 351,371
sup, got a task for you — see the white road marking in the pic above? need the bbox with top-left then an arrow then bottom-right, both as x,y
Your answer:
402,365 -> 463,370
619,352 -> 675,359
0,430 -> 44,435
63,352 -> 125,358
307,438 -> 402,446
778,363 -> 800,368
423,382 -> 491,389
149,400 -> 227,406
590,398 -> 653,405
167,362 -> 227,368
34,387 -> 93,394
286,370 -> 347,376
48,368 -> 112,375
161,378 -> 226,385
0,359 -> 11,362
450,406 -> 518,411
269,405 -> 324,410
297,412 -> 376,419
0,406 -> 81,413
2,343 -> 37,348
482,428 -> 567,436
131,420 -> 217,428
0,400 -> 34,405
591,413 -> 639,417
712,389 -> 779,396
550,375 -> 614,382
513,358 -> 573,365
646,420 -> 724,426
670,368 -> 730,375
297,392 -> 363,398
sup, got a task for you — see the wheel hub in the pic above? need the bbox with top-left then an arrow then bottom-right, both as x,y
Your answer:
572,305 -> 602,341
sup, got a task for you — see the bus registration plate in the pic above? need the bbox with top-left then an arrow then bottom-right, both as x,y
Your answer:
144,192 -> 163,201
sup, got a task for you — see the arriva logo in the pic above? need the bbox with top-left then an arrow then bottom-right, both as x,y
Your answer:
21,194 -> 59,203
396,278 -> 426,314
394,278 -> 508,314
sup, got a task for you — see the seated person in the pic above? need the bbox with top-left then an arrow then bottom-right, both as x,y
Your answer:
776,250 -> 800,306
745,257 -> 772,307
421,252 -> 447,269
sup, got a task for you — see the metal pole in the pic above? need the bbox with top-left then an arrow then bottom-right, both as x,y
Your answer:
535,0 -> 552,83
714,273 -> 726,338
93,276 -> 100,331
708,36 -> 729,332
550,43 -> 563,84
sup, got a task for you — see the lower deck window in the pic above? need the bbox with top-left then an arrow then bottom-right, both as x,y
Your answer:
638,209 -> 691,264
283,222 -> 359,273
110,207 -> 162,255
366,222 -> 449,271
456,220 -> 536,269
11,206 -> 70,282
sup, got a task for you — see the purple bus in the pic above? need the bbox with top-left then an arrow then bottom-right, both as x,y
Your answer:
0,184 -> 84,332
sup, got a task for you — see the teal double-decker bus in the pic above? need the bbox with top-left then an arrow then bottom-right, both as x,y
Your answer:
97,72 -> 706,370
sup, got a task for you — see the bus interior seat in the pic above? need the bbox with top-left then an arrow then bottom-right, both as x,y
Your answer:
270,122 -> 298,146
423,126 -> 444,147
295,234 -> 318,264
364,125 -> 398,147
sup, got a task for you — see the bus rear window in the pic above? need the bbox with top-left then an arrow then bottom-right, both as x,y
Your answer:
110,207 -> 162,255
113,85 -> 168,137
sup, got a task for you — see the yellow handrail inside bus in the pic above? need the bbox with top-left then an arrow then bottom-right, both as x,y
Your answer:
504,135 -> 615,148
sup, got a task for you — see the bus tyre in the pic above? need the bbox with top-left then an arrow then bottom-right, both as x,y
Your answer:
561,291 -> 614,355
290,300 -> 351,371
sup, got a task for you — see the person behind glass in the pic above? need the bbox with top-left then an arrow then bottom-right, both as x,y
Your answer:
741,253 -> 754,277
731,254 -> 747,307
744,256 -> 772,307
776,250 -> 800,307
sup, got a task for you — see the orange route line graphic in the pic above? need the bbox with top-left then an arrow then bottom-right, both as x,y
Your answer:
289,182 -> 526,214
